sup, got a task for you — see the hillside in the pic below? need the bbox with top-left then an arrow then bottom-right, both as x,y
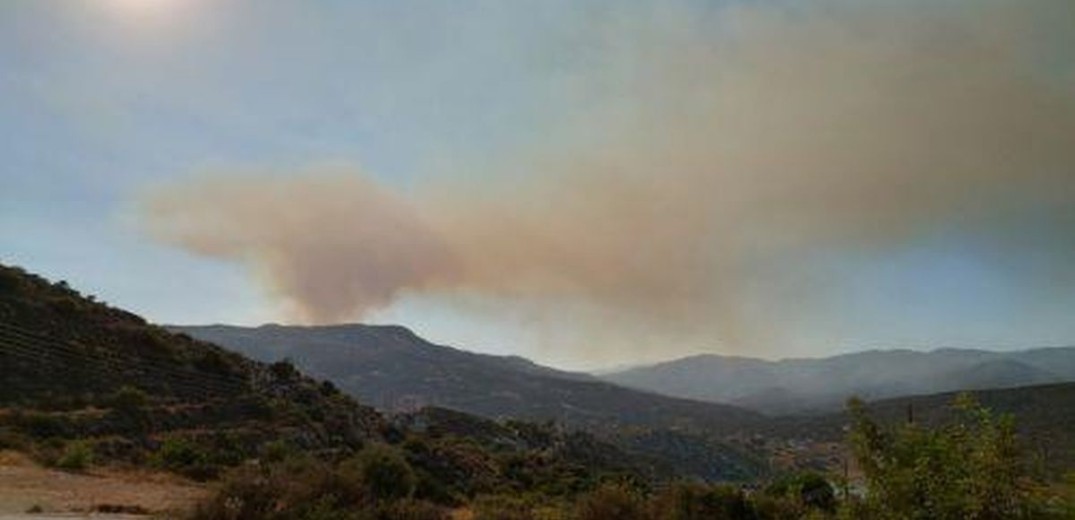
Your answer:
754,382 -> 1075,475
0,264 -> 387,480
173,323 -> 763,434
604,348 -> 1075,415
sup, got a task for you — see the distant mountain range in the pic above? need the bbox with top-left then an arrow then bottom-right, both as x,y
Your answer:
174,323 -> 1075,420
171,324 -> 762,434
602,347 -> 1075,415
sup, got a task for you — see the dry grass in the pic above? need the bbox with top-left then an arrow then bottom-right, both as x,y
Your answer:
0,450 -> 206,515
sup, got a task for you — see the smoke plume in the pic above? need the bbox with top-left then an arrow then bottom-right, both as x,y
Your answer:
140,0 -> 1075,357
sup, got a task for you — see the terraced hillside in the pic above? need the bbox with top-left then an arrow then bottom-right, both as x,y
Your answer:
0,263 -> 386,478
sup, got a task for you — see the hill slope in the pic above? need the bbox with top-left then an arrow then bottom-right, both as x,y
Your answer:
755,382 -> 1075,475
604,348 -> 1075,414
173,324 -> 763,435
0,263 -> 388,479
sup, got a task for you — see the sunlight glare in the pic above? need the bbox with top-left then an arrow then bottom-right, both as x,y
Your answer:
102,0 -> 186,25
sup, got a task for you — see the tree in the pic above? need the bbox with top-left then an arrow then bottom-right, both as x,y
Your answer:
846,394 -> 1047,519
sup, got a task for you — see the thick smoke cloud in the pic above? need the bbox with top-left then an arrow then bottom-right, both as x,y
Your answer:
141,0 -> 1075,357
141,171 -> 457,322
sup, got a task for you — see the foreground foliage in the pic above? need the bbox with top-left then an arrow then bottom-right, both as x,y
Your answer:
845,394 -> 1068,519
194,450 -> 830,520
191,447 -> 445,520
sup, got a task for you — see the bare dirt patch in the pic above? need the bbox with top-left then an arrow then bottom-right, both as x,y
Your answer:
0,451 -> 206,516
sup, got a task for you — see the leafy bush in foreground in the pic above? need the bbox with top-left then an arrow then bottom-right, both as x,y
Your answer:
846,394 -> 1064,519
190,445 -> 446,520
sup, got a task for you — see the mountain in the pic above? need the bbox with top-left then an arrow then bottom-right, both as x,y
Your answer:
603,348 -> 1074,415
172,324 -> 763,435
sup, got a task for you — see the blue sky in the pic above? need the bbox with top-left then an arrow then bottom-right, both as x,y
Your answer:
2,0 -> 1074,369
1,1 -> 571,313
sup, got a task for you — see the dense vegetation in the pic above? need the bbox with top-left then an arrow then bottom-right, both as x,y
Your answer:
757,382 -> 1075,475
192,395 -> 1075,519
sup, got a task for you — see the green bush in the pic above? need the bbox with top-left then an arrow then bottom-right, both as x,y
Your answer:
55,440 -> 94,471
355,444 -> 417,502
152,437 -> 219,480
847,394 -> 1050,519
108,385 -> 152,434
191,455 -> 373,520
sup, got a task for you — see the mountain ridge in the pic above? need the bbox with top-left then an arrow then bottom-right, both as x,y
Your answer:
171,323 -> 763,434
604,346 -> 1075,414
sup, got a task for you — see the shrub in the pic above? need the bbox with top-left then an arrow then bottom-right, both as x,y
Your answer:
572,483 -> 648,520
152,437 -> 219,480
191,456 -> 370,520
56,440 -> 94,471
847,394 -> 1048,519
652,482 -> 756,520
108,385 -> 152,434
355,444 -> 417,502
270,360 -> 299,381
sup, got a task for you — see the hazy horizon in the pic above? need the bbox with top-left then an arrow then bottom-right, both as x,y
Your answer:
4,0 -> 1075,369
164,319 -> 1075,372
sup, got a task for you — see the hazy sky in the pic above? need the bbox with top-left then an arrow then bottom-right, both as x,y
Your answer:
3,0 -> 1074,369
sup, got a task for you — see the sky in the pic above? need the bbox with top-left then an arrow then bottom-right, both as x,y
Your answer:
2,0 -> 1074,370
